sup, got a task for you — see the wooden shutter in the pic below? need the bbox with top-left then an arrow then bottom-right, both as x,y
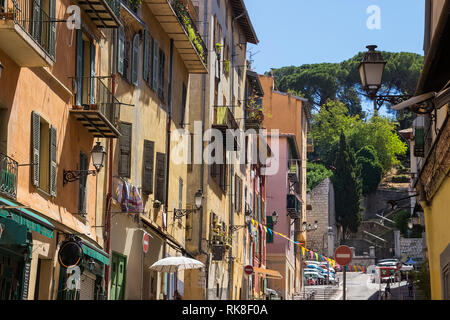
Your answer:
119,123 -> 132,178
75,30 -> 84,106
49,125 -> 57,197
31,111 -> 40,187
266,216 -> 273,243
152,39 -> 158,90
49,0 -> 56,58
90,42 -> 96,104
158,49 -> 165,100
118,28 -> 125,75
132,34 -> 139,86
154,152 -> 166,203
142,140 -> 154,195
32,0 -> 41,41
181,83 -> 187,126
143,30 -> 150,83
78,152 -> 88,214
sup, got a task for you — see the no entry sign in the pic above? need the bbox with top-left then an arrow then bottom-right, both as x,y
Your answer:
143,232 -> 150,254
334,245 -> 353,266
244,265 -> 254,275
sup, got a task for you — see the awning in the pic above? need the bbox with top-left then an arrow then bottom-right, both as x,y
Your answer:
253,267 -> 283,280
0,196 -> 54,239
80,238 -> 110,266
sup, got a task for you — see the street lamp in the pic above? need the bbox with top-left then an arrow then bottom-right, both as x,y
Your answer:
174,190 -> 203,220
63,141 -> 107,185
359,45 -> 411,116
302,220 -> 318,232
271,211 -> 279,225
230,213 -> 252,233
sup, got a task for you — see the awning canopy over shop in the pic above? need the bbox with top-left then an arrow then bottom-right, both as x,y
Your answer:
0,196 -> 54,239
253,267 -> 283,280
80,238 -> 110,266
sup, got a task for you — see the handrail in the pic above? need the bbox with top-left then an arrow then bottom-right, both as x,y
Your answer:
0,153 -> 18,200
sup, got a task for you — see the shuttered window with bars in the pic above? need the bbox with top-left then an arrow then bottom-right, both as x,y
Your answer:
154,152 -> 166,203
31,111 -> 57,197
142,140 -> 154,195
118,123 -> 132,178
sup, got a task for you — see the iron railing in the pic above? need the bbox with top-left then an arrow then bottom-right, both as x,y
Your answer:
72,76 -> 121,127
105,0 -> 121,18
170,0 -> 207,65
1,0 -> 55,58
0,153 -> 18,200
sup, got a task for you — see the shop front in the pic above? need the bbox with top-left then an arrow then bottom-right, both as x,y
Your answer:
0,196 -> 55,300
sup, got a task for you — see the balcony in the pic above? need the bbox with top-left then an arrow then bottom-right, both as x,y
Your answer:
145,0 -> 207,73
287,193 -> 302,220
0,0 -> 55,66
212,106 -> 239,131
70,77 -> 121,138
77,0 -> 121,28
0,153 -> 18,200
288,160 -> 299,183
245,97 -> 264,130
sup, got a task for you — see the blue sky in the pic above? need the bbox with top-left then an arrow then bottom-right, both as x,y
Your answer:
245,0 -> 425,74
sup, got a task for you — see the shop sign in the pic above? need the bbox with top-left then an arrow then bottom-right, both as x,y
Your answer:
58,239 -> 84,268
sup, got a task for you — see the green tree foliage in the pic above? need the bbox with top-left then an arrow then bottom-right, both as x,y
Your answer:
270,51 -> 424,122
332,131 -> 362,240
411,261 -> 432,300
393,210 -> 410,237
310,100 -> 407,173
306,162 -> 333,192
355,146 -> 383,196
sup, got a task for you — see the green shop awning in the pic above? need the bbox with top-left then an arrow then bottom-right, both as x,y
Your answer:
81,239 -> 109,266
0,196 -> 54,239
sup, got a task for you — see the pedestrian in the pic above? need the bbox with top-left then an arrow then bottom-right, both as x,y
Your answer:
385,281 -> 391,300
408,278 -> 414,297
174,290 -> 182,300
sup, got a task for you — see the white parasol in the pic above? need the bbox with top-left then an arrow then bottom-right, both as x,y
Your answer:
149,256 -> 205,273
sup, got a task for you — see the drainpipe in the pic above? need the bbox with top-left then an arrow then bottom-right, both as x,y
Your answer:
198,0 -> 210,301
104,28 -> 117,300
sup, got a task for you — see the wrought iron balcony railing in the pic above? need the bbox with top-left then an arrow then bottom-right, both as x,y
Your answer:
170,0 -> 207,65
1,0 -> 55,59
70,76 -> 121,138
0,153 -> 18,200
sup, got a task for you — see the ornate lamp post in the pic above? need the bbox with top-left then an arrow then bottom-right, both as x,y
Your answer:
359,45 -> 411,116
173,189 -> 203,220
63,141 -> 107,185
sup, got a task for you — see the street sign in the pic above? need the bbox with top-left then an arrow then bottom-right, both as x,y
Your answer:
143,232 -> 150,254
244,265 -> 254,275
334,245 -> 353,266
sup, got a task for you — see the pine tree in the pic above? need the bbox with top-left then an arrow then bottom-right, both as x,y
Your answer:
332,131 -> 362,243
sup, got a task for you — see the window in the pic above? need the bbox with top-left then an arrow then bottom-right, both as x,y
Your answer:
117,27 -> 133,83
78,152 -> 88,216
31,111 -> 57,196
143,29 -> 152,85
119,123 -> 132,178
152,38 -> 159,90
266,216 -> 273,243
210,146 -> 227,192
75,29 -> 96,106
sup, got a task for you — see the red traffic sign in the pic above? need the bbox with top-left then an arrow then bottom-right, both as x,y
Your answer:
143,232 -> 150,254
244,265 -> 254,275
334,245 -> 353,266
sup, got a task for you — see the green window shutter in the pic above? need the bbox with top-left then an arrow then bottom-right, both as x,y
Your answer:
132,34 -> 139,86
414,127 -> 425,158
49,0 -> 56,58
143,30 -> 149,83
118,28 -> 125,76
90,42 -> 96,104
49,125 -> 57,197
119,123 -> 132,178
31,111 -> 40,187
75,29 -> 84,106
152,39 -> 158,90
142,140 -> 154,195
110,253 -> 126,300
78,152 -> 88,215
155,152 -> 166,203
